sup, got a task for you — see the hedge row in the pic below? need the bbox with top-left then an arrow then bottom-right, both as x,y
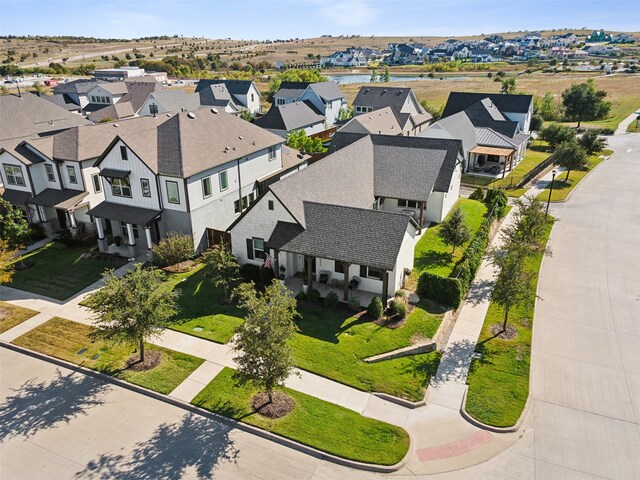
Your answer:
417,273 -> 464,308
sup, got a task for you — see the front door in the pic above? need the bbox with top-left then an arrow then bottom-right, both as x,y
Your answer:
56,209 -> 67,229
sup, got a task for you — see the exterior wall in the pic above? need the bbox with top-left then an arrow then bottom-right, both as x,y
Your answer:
158,175 -> 188,213
503,109 -> 532,134
58,160 -> 85,192
391,226 -> 418,293
79,160 -> 105,208
265,122 -> 324,138
0,151 -> 33,194
379,197 -> 426,224
245,84 -> 262,115
137,95 -> 167,117
299,89 -> 345,127
29,162 -> 54,194
86,85 -> 123,105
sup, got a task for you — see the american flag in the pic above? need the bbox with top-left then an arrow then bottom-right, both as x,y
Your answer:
264,255 -> 272,269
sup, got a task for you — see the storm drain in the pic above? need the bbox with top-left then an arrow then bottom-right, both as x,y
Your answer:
76,348 -> 87,355
90,354 -> 101,360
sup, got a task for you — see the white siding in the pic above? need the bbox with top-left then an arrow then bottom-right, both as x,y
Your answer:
59,161 -> 85,191
159,175 -> 187,212
391,225 -> 418,293
29,163 -> 52,194
80,160 -> 105,208
0,151 -> 32,193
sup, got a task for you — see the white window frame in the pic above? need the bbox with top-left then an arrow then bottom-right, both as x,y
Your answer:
120,222 -> 139,239
45,164 -> 55,182
111,177 -> 132,198
252,237 -> 265,260
268,146 -> 277,161
91,173 -> 102,192
166,180 -> 180,204
140,178 -> 151,197
66,165 -> 78,184
3,164 -> 25,186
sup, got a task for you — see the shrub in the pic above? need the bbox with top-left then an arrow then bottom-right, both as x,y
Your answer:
347,296 -> 361,311
393,301 -> 407,319
306,287 -> 321,303
468,187 -> 485,201
417,273 -> 464,308
239,264 -> 260,283
394,290 -> 405,299
484,189 -> 509,218
367,296 -> 384,319
324,291 -> 340,309
259,265 -> 275,285
151,232 -> 194,267
599,127 -> 615,136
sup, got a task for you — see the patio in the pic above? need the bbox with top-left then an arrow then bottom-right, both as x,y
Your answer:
284,276 -> 380,307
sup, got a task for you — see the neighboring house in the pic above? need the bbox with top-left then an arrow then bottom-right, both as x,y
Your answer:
88,102 -> 136,123
83,82 -> 129,114
93,67 -> 147,81
387,43 -> 428,65
228,134 -> 464,303
139,87 -> 240,118
42,94 -> 82,114
321,48 -> 368,67
610,33 -> 635,44
195,79 -> 261,115
52,79 -> 100,110
254,101 -> 326,138
273,81 -> 311,105
297,81 -> 346,127
352,86 -> 433,135
337,107 -> 402,136
469,49 -> 495,62
586,30 -> 612,42
584,45 -> 622,56
86,108 -> 289,257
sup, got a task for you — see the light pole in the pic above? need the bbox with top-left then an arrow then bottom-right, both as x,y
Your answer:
546,169 -> 557,216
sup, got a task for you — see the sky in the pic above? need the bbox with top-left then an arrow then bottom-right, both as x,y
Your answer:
0,0 -> 638,40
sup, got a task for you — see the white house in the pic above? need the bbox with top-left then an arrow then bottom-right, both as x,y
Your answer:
272,81 -> 346,127
254,101 -> 326,138
195,80 -> 261,115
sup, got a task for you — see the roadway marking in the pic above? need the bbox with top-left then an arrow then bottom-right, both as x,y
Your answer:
415,430 -> 493,461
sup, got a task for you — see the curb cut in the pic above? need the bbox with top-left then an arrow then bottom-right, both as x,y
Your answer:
0,341 -> 411,473
459,385 -> 531,433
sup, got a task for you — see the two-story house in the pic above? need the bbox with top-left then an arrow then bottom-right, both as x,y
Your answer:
273,81 -> 346,126
195,80 -> 261,115
87,108 -> 287,258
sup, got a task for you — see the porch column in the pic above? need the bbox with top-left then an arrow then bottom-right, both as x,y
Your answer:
96,218 -> 108,253
381,270 -> 389,303
144,226 -> 153,250
419,201 -> 425,231
69,210 -> 77,229
272,249 -> 280,277
37,205 -> 46,222
342,261 -> 351,301
306,255 -> 315,290
126,223 -> 136,246
509,153 -> 514,172
502,157 -> 506,178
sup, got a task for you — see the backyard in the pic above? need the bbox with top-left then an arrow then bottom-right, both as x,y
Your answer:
12,317 -> 204,394
192,367 -> 410,465
0,301 -> 38,334
7,242 -> 127,300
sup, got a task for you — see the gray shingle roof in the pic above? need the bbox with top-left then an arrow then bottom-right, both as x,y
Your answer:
266,221 -> 305,250
52,79 -> 99,95
307,81 -> 345,101
254,101 -> 325,132
120,80 -> 166,112
442,92 -> 533,117
42,94 -> 81,112
87,201 -> 161,226
353,86 -> 413,112
338,107 -> 402,135
29,188 -> 88,210
147,90 -> 202,113
87,102 -> 136,123
273,82 -> 310,101
277,202 -> 411,271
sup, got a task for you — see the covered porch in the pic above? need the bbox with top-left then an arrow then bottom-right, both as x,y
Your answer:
28,188 -> 89,237
284,275 -> 380,307
468,145 -> 516,178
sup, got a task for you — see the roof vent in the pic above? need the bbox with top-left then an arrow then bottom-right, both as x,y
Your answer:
224,146 -> 230,152
211,107 -> 219,114
113,123 -> 120,127
187,112 -> 196,119
166,113 -> 171,117
252,140 -> 256,145
383,89 -> 387,93
238,135 -> 243,140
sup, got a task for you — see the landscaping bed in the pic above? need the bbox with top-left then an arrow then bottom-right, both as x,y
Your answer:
0,301 -> 38,334
7,242 -> 127,300
192,367 -> 410,465
12,317 -> 204,394
464,223 -> 553,427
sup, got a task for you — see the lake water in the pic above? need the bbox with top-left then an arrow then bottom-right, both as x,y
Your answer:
325,73 -> 468,84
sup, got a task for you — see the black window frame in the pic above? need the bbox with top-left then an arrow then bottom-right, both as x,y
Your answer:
140,178 -> 151,197
335,261 -> 344,274
202,176 -> 212,198
219,170 -> 228,191
45,164 -> 55,182
66,165 -> 78,184
360,265 -> 382,280
111,177 -> 132,198
91,173 -> 102,192
268,200 -> 274,210
120,145 -> 129,160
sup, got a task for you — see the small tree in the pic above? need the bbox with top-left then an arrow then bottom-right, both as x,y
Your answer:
500,77 -> 516,94
530,113 -> 543,132
232,281 -> 299,403
539,123 -> 575,148
439,207 -> 471,253
0,198 -> 31,249
578,129 -> 607,155
370,68 -> 377,83
239,109 -> 254,122
30,82 -> 45,95
501,197 -> 551,255
151,232 -> 194,267
202,241 -> 240,302
367,296 -> 383,319
84,264 -> 180,364
383,66 -> 390,83
561,79 -> 611,128
0,238 -> 17,285
554,141 -> 588,181
338,106 -> 353,120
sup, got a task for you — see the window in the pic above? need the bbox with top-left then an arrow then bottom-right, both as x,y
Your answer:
397,199 -> 418,209
219,170 -> 228,191
234,191 -> 257,214
268,146 -> 277,161
66,165 -> 77,184
166,180 -> 180,204
276,98 -> 285,105
3,165 -> 25,186
335,261 -> 344,274
202,176 -> 212,198
360,265 -> 382,280
120,145 -> 129,160
120,222 -> 139,239
111,177 -> 132,197
92,173 -> 102,192
140,178 -> 151,197
268,200 -> 274,210
251,238 -> 265,260
251,93 -> 255,102
45,164 -> 55,182
91,96 -> 96,103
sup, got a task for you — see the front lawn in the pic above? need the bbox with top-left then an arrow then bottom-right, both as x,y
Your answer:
192,367 -> 410,465
627,121 -> 640,133
12,317 -> 204,394
465,222 -> 553,427
413,198 -> 488,277
535,153 -> 607,203
291,301 -> 442,401
7,242 -> 127,300
0,301 -> 38,334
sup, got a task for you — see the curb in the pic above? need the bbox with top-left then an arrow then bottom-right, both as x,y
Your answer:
0,341 -> 411,473
459,385 -> 531,433
547,152 -> 613,204
372,391 -> 426,409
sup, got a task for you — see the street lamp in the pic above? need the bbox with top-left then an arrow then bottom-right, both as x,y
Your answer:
546,169 -> 557,216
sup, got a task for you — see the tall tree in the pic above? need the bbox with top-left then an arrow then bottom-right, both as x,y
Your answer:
383,66 -> 390,83
438,207 -> 471,253
202,241 -> 240,302
561,79 -> 611,128
554,141 -> 588,181
0,238 -> 17,285
232,281 -> 299,403
84,264 -> 179,364
501,197 -> 551,255
0,198 -> 31,249
370,68 -> 377,83
578,129 -> 607,155
539,123 -> 575,148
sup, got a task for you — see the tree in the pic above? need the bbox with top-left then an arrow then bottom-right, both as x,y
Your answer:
202,241 -> 240,302
30,81 -> 44,95
554,141 -> 588,181
419,99 -> 444,120
539,123 -> 575,148
0,238 -> 17,285
0,198 -> 30,249
530,113 -> 543,132
84,264 -> 179,364
439,207 -> 471,253
239,109 -> 254,122
232,281 -> 299,403
338,106 -> 353,120
578,129 -> 607,155
561,79 -> 611,128
501,197 -> 551,254
500,77 -> 516,94
285,129 -> 324,154
383,66 -> 390,82
370,68 -> 377,83
535,92 -> 562,121
0,85 -> 8,95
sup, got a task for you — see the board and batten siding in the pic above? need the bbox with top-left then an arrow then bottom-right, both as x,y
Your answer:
0,151 -> 33,193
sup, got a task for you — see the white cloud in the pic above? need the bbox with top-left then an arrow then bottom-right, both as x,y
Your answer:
314,0 -> 379,28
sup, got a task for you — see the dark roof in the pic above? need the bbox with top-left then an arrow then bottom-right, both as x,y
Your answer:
99,168 -> 131,179
277,202 -> 412,271
328,131 -> 368,153
273,82 -> 310,101
29,188 -> 88,210
42,93 -> 81,111
307,82 -> 345,101
0,188 -> 32,206
442,92 -> 533,118
266,221 -> 305,250
0,142 -> 46,165
52,79 -> 99,95
353,86 -> 412,112
254,101 -> 324,132
195,79 -> 257,96
119,80 -> 165,112
87,201 -> 161,226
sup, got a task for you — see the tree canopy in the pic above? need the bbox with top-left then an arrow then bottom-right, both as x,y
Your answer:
539,123 -> 575,148
0,198 -> 31,249
202,241 -> 240,302
561,79 -> 611,128
578,129 -> 607,155
439,207 -> 471,253
554,141 -> 588,181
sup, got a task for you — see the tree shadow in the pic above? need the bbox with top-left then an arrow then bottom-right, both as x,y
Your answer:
0,368 -> 109,443
75,413 -> 239,480
294,303 -> 371,344
465,278 -> 495,306
427,338 -> 478,388
414,250 -> 454,272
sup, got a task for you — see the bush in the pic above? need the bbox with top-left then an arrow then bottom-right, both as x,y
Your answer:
394,290 -> 405,299
484,189 -> 509,218
151,232 -> 194,267
240,264 -> 260,283
367,296 -> 384,319
324,291 -> 340,309
347,296 -> 361,311
468,187 -> 485,201
259,265 -> 275,285
306,287 -> 321,303
417,273 -> 464,308
393,301 -> 407,319
599,127 -> 615,136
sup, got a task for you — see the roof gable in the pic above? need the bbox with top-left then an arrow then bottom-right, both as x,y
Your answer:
442,92 -> 533,118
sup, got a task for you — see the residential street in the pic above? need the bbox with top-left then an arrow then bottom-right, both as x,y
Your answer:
1,129 -> 639,479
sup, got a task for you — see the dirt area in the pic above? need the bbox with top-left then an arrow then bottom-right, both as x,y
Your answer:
252,391 -> 295,419
125,350 -> 161,371
0,307 -> 12,321
490,323 -> 518,340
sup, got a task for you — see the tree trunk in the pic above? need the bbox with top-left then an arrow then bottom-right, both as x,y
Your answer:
267,389 -> 273,404
565,169 -> 571,181
577,120 -> 581,129
139,338 -> 145,363
452,245 -> 456,254
502,306 -> 510,332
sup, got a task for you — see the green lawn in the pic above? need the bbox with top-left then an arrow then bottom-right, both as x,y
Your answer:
167,265 -> 245,344
291,301 -> 442,401
627,121 -> 640,133
465,223 -> 553,427
7,242 -> 127,300
413,198 -> 488,278
0,301 -> 38,334
535,153 -> 607,203
192,367 -> 410,465
12,317 -> 204,394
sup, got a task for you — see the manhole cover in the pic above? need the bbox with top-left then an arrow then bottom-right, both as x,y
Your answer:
76,348 -> 87,355
90,354 -> 101,360
193,326 -> 204,332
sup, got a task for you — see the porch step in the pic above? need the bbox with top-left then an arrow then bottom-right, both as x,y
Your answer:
364,341 -> 436,363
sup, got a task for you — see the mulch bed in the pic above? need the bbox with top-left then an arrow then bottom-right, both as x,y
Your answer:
373,314 -> 406,329
490,323 -> 518,340
0,307 -> 12,321
125,350 -> 161,371
14,262 -> 33,271
162,260 -> 197,273
251,391 -> 295,419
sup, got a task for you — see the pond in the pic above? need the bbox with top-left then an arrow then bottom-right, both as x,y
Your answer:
325,73 -> 468,84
